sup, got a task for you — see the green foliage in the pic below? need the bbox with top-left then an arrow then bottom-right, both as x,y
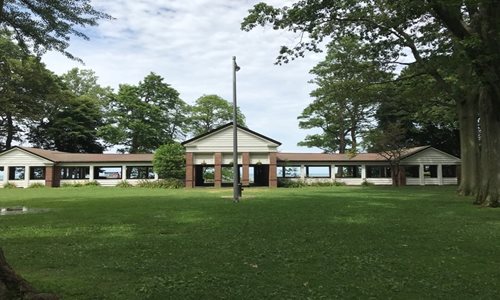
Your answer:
0,34 -> 64,151
0,0 -> 111,60
136,179 -> 184,189
61,182 -> 84,188
116,180 -> 134,188
153,143 -> 185,180
84,181 -> 101,187
3,182 -> 17,189
277,178 -> 307,188
102,73 -> 189,153
28,183 -> 46,189
189,94 -> 246,136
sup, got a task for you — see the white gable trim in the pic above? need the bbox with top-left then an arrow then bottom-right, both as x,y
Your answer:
0,147 -> 54,165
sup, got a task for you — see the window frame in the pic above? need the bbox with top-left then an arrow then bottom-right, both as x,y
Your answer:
366,166 -> 392,178
335,165 -> 362,178
306,165 -> 331,178
126,166 -> 155,180
8,166 -> 25,180
60,167 -> 90,180
30,166 -> 46,180
94,166 -> 123,180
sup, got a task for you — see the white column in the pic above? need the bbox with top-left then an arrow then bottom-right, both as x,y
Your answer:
122,165 -> 127,180
331,164 -> 336,180
25,165 -> 30,187
2,166 -> 7,185
154,172 -> 159,180
300,164 -> 306,180
361,165 -> 366,180
438,164 -> 443,185
419,164 -> 425,185
89,165 -> 95,180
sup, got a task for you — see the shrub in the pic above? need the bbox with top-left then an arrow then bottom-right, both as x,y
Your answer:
309,181 -> 346,187
137,179 -> 184,189
84,180 -> 101,187
153,143 -> 185,180
3,182 -> 17,189
28,183 -> 46,188
278,178 -> 307,188
116,180 -> 134,188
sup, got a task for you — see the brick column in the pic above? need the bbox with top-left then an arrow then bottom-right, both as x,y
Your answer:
45,166 -> 54,187
53,166 -> 61,187
269,152 -> 277,188
185,152 -> 194,188
214,152 -> 222,188
242,152 -> 250,186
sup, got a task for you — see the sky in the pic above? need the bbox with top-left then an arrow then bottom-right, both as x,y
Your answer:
42,0 -> 326,153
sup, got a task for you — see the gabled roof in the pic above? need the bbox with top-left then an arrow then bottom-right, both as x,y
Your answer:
0,146 -> 153,163
277,146 -> 440,163
181,122 -> 282,146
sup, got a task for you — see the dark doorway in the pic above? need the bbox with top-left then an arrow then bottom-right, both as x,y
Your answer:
253,164 -> 269,186
195,165 -> 215,187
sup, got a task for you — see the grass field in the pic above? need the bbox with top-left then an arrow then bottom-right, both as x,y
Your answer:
1,186 -> 500,299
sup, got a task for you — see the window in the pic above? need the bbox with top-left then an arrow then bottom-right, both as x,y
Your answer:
405,166 -> 419,178
424,165 -> 437,178
366,166 -> 392,178
336,166 -> 361,178
0,167 -> 4,181
94,167 -> 122,179
277,166 -> 284,177
127,166 -> 154,179
9,167 -> 25,180
284,166 -> 301,178
60,167 -> 90,179
306,166 -> 330,178
443,165 -> 457,178
30,167 -> 45,180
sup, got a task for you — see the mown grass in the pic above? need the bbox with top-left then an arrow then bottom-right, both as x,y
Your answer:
1,186 -> 500,299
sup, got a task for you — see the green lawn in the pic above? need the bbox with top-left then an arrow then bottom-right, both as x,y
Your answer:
1,186 -> 500,299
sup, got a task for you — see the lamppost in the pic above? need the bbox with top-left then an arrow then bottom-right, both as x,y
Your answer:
232,56 -> 240,202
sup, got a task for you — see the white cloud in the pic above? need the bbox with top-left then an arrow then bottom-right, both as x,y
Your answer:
42,0 -> 325,152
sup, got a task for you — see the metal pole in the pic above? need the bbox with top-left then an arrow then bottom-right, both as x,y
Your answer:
232,56 -> 240,202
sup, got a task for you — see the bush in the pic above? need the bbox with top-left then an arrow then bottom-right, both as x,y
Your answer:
153,143 -> 185,180
84,181 -> 101,187
3,182 -> 17,189
116,180 -> 134,188
278,178 -> 307,188
309,181 -> 346,187
137,179 -> 184,189
28,183 -> 46,188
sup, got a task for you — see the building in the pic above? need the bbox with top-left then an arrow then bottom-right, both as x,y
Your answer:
0,147 -> 156,188
0,123 -> 460,188
182,123 -> 461,188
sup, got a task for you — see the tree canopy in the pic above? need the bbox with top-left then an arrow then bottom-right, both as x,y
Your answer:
188,94 -> 246,136
242,0 -> 500,206
0,0 -> 111,60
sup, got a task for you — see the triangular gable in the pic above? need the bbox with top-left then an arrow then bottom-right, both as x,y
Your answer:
0,147 -> 54,165
182,123 -> 281,147
400,147 -> 460,165
183,123 -> 281,153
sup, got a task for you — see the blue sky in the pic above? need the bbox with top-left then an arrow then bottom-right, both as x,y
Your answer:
42,0 -> 325,153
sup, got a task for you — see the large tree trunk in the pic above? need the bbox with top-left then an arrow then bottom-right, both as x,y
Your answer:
457,89 -> 479,196
0,247 -> 58,299
474,86 -> 500,206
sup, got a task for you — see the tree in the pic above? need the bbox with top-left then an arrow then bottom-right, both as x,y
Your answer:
153,143 -> 185,180
0,0 -> 111,60
189,94 -> 246,136
365,123 -> 416,187
28,68 -> 110,153
0,34 -> 62,151
298,36 -> 390,153
102,73 -> 189,153
242,1 -> 500,206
